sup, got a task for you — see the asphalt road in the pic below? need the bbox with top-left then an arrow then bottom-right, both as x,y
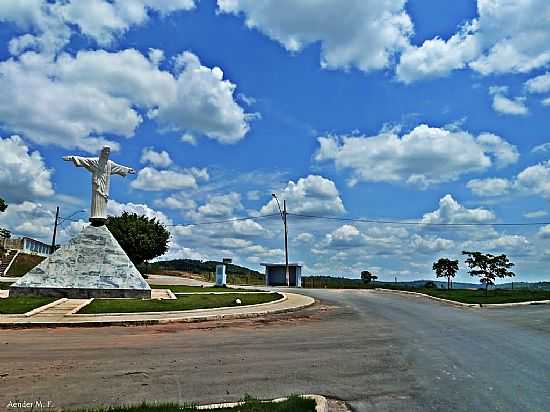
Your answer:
1,289 -> 549,411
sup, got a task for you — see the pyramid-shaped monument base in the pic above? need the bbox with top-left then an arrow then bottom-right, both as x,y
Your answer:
10,225 -> 151,299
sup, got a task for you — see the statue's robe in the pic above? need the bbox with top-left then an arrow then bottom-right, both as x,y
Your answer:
67,157 -> 132,220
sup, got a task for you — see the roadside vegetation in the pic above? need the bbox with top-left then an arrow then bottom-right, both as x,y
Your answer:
0,296 -> 55,314
64,395 -> 316,412
79,292 -> 282,314
432,258 -> 459,290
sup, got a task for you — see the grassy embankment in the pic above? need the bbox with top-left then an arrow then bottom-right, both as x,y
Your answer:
0,297 -> 55,314
144,259 -> 266,286
65,395 -> 315,412
6,253 -> 45,277
79,292 -> 282,314
383,286 -> 550,304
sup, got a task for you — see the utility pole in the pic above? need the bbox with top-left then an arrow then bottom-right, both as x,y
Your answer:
283,200 -> 289,287
51,206 -> 59,254
272,194 -> 290,287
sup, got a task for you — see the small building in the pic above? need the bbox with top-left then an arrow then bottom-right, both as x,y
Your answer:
261,263 -> 302,287
1,236 -> 52,256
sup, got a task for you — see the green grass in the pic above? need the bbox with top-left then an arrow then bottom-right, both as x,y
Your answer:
0,296 -> 55,314
391,287 -> 550,304
64,395 -> 315,412
79,292 -> 282,314
6,253 -> 45,277
150,284 -> 262,293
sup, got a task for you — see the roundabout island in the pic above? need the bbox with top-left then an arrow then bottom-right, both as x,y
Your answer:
0,280 -> 314,328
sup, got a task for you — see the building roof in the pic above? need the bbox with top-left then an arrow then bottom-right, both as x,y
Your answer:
260,263 -> 302,268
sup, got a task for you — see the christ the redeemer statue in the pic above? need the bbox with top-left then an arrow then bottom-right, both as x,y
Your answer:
64,146 -> 135,225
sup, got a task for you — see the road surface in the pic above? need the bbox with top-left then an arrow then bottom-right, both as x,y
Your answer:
1,289 -> 549,411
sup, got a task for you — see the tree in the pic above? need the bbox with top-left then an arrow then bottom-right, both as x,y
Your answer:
361,270 -> 378,284
106,212 -> 170,266
0,197 -> 9,239
462,251 -> 515,296
432,258 -> 459,290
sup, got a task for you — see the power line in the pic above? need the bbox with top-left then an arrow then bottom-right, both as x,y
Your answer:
287,212 -> 550,227
57,213 -> 280,227
57,210 -> 550,228
165,213 -> 279,227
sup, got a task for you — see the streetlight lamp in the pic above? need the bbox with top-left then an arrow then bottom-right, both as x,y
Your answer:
272,193 -> 289,287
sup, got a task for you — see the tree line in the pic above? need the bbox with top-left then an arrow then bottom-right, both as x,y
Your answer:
432,252 -> 515,295
362,251 -> 516,296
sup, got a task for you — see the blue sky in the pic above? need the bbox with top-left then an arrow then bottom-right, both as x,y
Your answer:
0,0 -> 549,283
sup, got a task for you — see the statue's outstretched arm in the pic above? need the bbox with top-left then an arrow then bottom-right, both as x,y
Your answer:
110,161 -> 135,176
63,156 -> 97,172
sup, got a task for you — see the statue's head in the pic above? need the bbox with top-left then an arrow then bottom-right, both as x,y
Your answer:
100,146 -> 111,158
99,146 -> 110,165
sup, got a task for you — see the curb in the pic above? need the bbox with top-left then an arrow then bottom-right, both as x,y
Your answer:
23,298 -> 67,317
374,288 -> 550,308
196,394 -> 328,412
173,291 -> 273,295
0,293 -> 315,329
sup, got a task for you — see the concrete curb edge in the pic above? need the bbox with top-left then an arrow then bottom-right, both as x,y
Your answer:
196,394 -> 328,412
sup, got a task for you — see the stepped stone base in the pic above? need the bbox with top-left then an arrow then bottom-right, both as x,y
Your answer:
10,225 -> 151,299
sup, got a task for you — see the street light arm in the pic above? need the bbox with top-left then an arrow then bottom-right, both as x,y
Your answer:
272,193 -> 284,221
63,209 -> 86,221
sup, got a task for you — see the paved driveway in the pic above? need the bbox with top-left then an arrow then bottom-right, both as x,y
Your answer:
1,289 -> 549,411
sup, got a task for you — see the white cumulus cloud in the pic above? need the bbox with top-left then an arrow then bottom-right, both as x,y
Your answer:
315,124 -> 518,188
524,210 -> 548,219
525,72 -> 550,94
466,178 -> 512,197
217,0 -> 413,72
0,135 -> 54,202
421,194 -> 495,224
0,49 -> 252,151
153,52 -> 253,144
489,86 -> 528,116
0,0 -> 196,54
396,0 -> 550,81
397,22 -> 480,83
260,175 -> 345,216
107,199 -> 172,225
131,167 -> 207,191
469,161 -> 550,200
140,147 -> 173,168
